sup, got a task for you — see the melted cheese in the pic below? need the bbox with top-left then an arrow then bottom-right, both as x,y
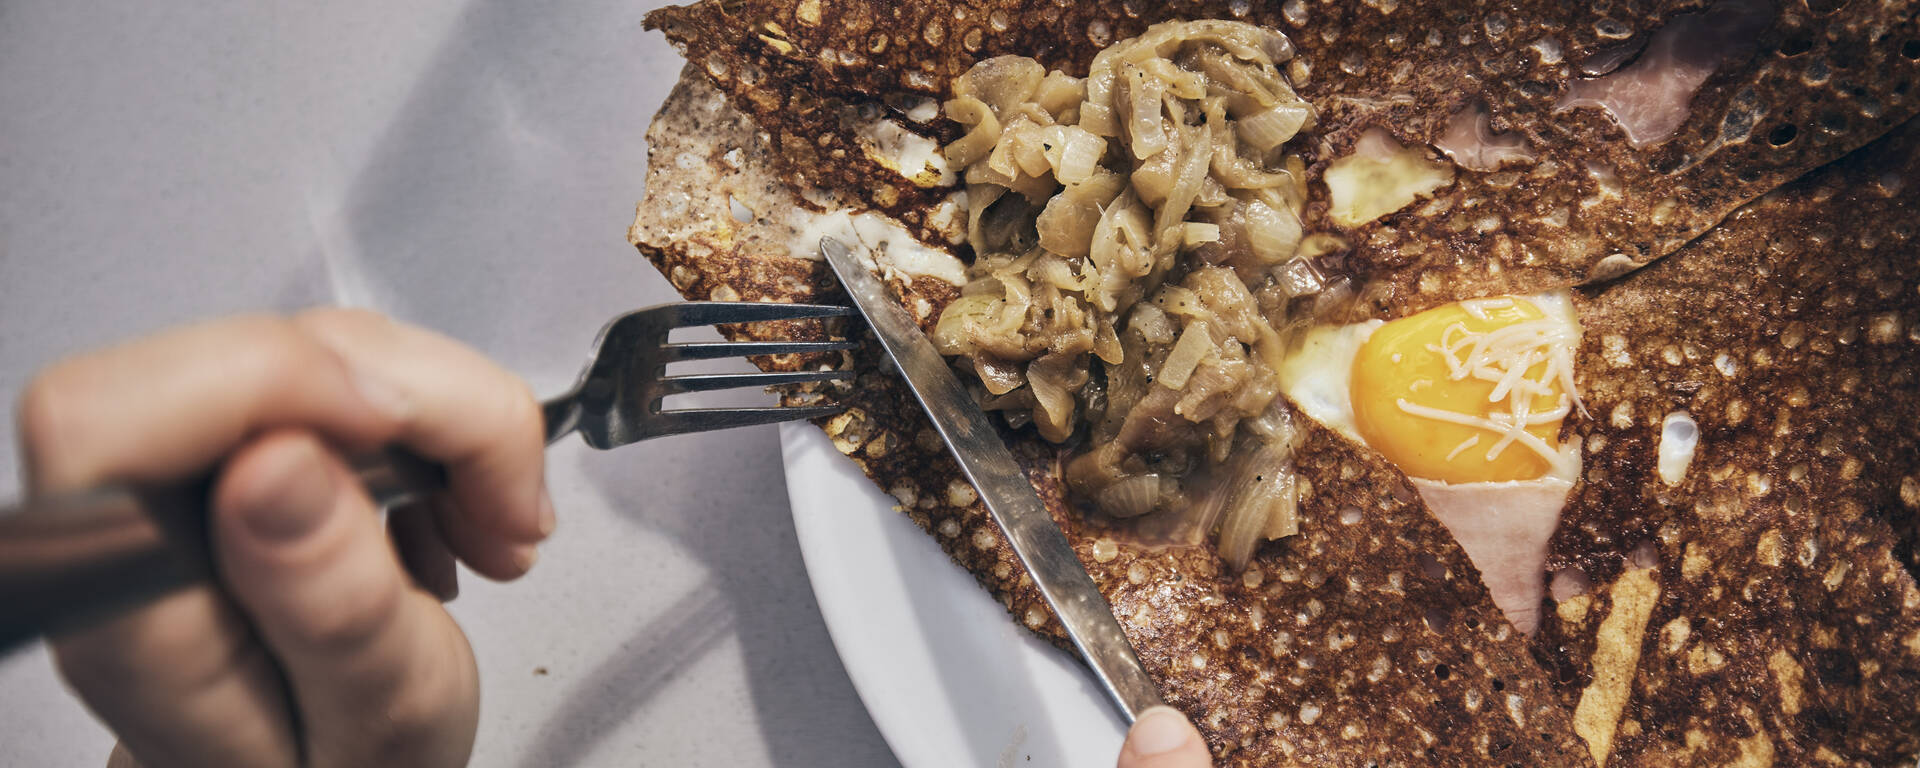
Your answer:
1323,128 -> 1455,227
790,208 -> 967,286
858,118 -> 956,187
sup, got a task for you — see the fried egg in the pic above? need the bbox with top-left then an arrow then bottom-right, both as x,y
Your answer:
1279,292 -> 1584,634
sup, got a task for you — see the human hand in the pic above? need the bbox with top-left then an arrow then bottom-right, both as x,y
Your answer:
18,309 -> 550,768
1117,706 -> 1213,768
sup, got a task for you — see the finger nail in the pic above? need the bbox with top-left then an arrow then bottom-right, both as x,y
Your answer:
512,545 -> 540,575
240,440 -> 338,543
1129,707 -> 1197,756
536,488 -> 557,538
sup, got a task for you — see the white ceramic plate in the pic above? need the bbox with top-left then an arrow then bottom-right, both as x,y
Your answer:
780,422 -> 1127,767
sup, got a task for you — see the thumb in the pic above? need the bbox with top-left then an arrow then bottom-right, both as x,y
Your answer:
211,430 -> 479,768
1117,706 -> 1213,768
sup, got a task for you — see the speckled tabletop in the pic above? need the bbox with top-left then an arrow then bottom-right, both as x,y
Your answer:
0,2 -> 899,765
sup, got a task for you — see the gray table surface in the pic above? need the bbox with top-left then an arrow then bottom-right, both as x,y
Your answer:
0,1 -> 901,765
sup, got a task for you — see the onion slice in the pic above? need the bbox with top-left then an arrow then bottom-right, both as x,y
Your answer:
1214,441 -> 1295,572
1095,474 -> 1166,518
1237,103 -> 1312,151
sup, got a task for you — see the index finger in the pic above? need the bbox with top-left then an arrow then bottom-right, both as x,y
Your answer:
294,309 -> 549,580
16,315 -> 401,493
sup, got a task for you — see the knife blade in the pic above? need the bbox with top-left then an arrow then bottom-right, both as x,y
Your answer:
819,237 -> 1165,724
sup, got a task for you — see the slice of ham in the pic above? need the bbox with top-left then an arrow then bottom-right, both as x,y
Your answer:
1410,477 -> 1575,635
1434,102 -> 1536,172
1556,0 -> 1773,147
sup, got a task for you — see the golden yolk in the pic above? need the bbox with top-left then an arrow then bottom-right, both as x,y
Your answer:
1350,298 -> 1567,483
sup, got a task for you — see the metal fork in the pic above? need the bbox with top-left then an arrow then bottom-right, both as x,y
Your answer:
0,301 -> 856,652
542,301 -> 854,449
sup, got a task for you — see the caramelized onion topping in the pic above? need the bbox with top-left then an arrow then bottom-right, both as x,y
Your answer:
934,20 -> 1322,566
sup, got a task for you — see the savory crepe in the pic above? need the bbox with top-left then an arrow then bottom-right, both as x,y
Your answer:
628,1 -> 1920,764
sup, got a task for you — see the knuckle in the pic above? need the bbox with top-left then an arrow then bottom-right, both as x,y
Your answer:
294,306 -> 390,336
468,373 -> 541,453
207,316 -> 329,387
353,616 -> 476,760
207,313 -> 308,355
151,628 -> 269,698
232,319 -> 361,399
287,579 -> 404,655
380,670 -> 461,740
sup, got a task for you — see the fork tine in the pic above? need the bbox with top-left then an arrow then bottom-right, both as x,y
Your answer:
654,370 -> 851,395
659,339 -> 857,362
651,302 -> 854,328
649,405 -> 843,436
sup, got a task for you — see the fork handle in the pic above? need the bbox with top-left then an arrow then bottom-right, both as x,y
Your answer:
542,393 -> 583,445
0,390 -> 588,655
0,447 -> 446,654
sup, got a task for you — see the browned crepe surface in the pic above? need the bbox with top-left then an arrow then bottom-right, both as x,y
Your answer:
1533,118 -> 1920,767
645,0 -> 1920,315
633,69 -> 1594,767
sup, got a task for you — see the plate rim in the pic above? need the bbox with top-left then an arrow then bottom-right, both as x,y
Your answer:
778,422 -> 1127,768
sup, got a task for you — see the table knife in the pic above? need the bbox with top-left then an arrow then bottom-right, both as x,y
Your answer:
819,237 -> 1165,724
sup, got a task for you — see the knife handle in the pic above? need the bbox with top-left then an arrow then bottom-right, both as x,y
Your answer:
0,447 -> 445,654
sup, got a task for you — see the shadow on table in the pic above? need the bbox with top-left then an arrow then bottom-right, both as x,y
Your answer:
330,0 -> 900,765
560,426 -> 902,767
517,580 -> 733,767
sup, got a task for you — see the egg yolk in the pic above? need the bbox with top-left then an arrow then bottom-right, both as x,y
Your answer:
1349,297 -> 1571,484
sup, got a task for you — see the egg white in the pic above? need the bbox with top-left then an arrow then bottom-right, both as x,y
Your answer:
1274,316 -> 1382,446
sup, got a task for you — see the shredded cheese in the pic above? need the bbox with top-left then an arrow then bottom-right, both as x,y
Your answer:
1398,313 -> 1588,466
1460,297 -> 1514,321
1444,435 -> 1482,462
1398,398 -> 1567,466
